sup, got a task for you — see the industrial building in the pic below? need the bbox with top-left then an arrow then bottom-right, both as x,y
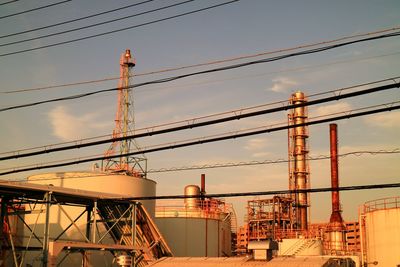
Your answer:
0,50 -> 398,267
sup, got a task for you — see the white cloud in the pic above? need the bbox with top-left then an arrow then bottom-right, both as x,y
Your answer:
310,102 -> 352,117
364,111 -> 400,128
270,77 -> 298,93
48,106 -> 111,141
244,138 -> 269,151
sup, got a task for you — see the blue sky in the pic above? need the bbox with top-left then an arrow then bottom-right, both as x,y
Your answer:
0,0 -> 399,225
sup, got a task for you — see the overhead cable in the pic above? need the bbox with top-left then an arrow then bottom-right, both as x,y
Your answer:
3,148 -> 398,177
147,149 -> 400,173
1,101 -> 398,176
0,0 -> 71,20
0,0 -> 19,7
2,26 -> 400,94
0,0 -> 198,48
1,31 -> 399,110
0,0 -> 157,39
124,182 -> 400,201
0,0 -> 240,57
1,80 -> 398,161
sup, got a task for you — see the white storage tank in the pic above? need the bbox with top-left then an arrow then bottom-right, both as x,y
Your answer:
363,196 -> 400,267
21,171 -> 156,266
155,182 -> 233,257
28,171 -> 156,216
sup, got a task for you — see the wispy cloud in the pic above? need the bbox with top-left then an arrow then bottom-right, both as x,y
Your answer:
48,106 -> 111,141
244,138 -> 269,151
269,77 -> 298,93
310,102 -> 352,117
364,111 -> 400,128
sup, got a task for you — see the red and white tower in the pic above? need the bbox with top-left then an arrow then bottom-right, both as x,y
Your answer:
102,49 -> 147,176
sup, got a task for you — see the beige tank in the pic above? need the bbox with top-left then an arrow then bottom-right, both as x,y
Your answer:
363,197 -> 400,267
22,171 -> 156,266
184,185 -> 201,209
28,171 -> 156,215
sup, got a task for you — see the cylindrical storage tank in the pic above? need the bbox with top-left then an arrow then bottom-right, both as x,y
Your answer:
364,197 -> 400,267
21,171 -> 156,267
184,185 -> 200,209
155,217 -> 231,257
28,171 -> 156,216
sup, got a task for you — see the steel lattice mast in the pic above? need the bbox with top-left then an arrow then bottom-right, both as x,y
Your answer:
102,49 -> 147,176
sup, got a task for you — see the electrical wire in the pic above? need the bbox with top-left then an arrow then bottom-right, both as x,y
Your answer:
0,0 -> 240,57
0,0 -> 198,48
146,149 -> 400,173
1,80 -> 398,161
0,0 -> 19,7
0,0 -> 157,39
0,0 -> 71,20
125,183 -> 400,201
1,31 -> 399,111
1,101 -> 398,176
4,148 -> 398,177
2,26 -> 400,94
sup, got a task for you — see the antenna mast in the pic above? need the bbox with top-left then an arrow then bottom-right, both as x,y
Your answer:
102,49 -> 147,176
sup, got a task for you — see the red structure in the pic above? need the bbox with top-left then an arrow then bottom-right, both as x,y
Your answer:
102,49 -> 147,176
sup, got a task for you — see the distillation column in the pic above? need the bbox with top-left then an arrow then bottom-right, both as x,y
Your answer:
288,91 -> 310,231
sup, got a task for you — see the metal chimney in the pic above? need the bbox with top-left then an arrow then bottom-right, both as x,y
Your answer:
326,123 -> 346,253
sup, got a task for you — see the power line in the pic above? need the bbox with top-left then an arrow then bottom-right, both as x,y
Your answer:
0,0 -> 240,57
0,0 -> 198,48
0,0 -> 71,20
117,183 -> 400,201
0,0 -> 157,39
5,149 -> 398,180
1,80 -> 398,161
1,102 -> 398,176
0,0 -> 19,7
147,149 -> 400,173
2,26 -> 400,94
1,31 -> 399,112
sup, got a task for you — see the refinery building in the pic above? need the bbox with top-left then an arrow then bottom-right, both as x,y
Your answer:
0,50 -> 399,267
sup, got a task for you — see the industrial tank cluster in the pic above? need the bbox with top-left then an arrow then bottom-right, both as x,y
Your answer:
155,175 -> 234,257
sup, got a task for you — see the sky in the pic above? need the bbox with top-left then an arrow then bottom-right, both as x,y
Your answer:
0,0 -> 399,226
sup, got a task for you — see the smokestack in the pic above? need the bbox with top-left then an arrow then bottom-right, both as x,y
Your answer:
329,124 -> 343,224
201,174 -> 206,195
325,123 -> 346,253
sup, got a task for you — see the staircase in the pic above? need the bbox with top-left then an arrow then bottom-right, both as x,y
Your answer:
281,238 -> 316,256
97,201 -> 172,266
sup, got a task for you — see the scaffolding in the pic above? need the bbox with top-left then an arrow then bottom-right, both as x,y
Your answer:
246,196 -> 296,242
0,179 -> 171,267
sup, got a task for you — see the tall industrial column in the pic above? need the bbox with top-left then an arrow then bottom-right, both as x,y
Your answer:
102,49 -> 147,176
288,91 -> 310,231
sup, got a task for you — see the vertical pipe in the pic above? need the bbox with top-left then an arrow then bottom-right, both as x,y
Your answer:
330,124 -> 340,218
205,218 -> 208,257
42,192 -> 51,267
201,174 -> 206,195
132,203 -> 137,267
92,201 -> 97,243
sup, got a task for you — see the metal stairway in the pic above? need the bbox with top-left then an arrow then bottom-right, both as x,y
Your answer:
97,201 -> 172,266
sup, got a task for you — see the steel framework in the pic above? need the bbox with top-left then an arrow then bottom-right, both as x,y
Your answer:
102,49 -> 147,176
0,180 -> 171,267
